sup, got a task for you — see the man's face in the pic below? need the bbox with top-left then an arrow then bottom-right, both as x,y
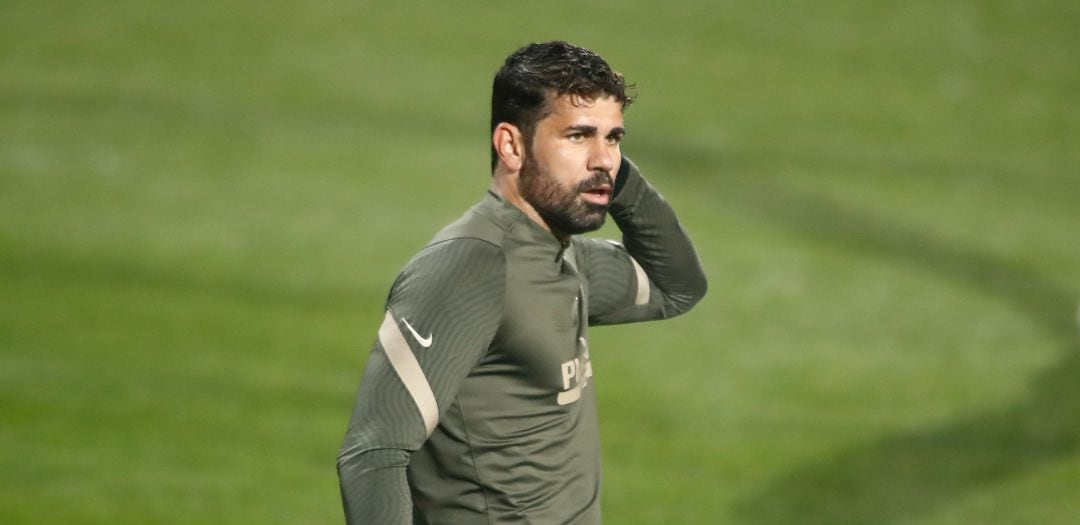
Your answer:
519,94 -> 625,236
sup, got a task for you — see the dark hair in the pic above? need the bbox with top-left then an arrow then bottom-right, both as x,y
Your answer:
490,41 -> 634,171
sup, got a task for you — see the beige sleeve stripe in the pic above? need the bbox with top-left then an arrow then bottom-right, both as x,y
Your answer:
630,255 -> 650,306
378,311 -> 439,437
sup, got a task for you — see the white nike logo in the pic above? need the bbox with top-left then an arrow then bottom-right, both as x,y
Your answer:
402,318 -> 433,348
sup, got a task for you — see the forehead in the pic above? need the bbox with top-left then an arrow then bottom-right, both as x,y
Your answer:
539,94 -> 624,129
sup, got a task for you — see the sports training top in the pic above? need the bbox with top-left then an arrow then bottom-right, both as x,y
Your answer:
338,157 -> 707,524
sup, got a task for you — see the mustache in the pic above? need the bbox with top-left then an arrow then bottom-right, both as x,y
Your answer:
576,171 -> 613,193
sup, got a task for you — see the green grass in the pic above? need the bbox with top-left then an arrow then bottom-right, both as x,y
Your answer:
2,1 -> 1078,523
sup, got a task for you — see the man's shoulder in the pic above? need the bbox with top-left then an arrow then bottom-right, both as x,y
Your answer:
407,236 -> 505,274
393,234 -> 507,305
386,231 -> 507,327
390,192 -> 516,294
401,194 -> 510,279
428,192 -> 512,249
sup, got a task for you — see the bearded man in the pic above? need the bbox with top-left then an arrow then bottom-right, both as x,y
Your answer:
338,40 -> 707,525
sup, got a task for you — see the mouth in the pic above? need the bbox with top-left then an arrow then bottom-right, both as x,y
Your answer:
580,184 -> 612,206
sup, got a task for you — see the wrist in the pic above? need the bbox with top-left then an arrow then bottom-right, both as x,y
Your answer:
612,155 -> 631,197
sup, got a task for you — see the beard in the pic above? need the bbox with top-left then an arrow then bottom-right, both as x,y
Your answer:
519,154 -> 612,236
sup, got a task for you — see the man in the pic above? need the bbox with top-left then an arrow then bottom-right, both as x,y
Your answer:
338,41 -> 707,524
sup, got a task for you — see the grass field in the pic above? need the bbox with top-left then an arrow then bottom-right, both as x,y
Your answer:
3,1 -> 1078,523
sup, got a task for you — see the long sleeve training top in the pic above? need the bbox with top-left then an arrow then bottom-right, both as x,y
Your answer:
338,158 -> 707,524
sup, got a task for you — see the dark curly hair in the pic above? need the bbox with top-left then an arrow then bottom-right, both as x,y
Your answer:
490,41 -> 634,171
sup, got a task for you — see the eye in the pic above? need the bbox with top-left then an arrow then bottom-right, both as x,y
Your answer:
606,134 -> 624,145
567,133 -> 585,143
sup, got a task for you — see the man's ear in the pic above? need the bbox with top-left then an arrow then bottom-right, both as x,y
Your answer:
492,123 -> 525,172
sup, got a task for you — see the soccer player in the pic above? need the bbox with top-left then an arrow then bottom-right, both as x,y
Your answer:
337,40 -> 707,524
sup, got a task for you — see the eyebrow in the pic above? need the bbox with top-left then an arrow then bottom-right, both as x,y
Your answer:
565,125 -> 627,137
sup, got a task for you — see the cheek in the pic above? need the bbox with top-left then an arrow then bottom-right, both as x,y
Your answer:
535,143 -> 583,179
552,143 -> 589,172
553,152 -> 579,174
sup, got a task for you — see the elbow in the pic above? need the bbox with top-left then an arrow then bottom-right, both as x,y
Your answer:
688,275 -> 710,312
693,274 -> 708,309
338,446 -> 412,479
336,441 -> 376,479
665,271 -> 708,317
673,251 -> 708,315
691,267 -> 708,304
336,444 -> 358,479
684,264 -> 709,309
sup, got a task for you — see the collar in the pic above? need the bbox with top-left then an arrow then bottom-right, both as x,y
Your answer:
482,190 -> 571,263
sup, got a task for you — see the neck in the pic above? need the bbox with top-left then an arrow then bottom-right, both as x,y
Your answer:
490,167 -> 568,241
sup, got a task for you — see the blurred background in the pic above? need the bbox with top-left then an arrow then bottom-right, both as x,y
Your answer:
2,1 -> 1078,523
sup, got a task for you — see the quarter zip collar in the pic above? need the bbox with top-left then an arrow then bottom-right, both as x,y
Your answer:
483,190 -> 569,263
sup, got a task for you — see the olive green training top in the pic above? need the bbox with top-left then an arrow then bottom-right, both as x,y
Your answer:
337,157 -> 708,524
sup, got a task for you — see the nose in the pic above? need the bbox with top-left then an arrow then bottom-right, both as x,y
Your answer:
587,138 -> 615,175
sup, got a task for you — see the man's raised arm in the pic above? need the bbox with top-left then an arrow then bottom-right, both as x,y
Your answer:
576,156 -> 707,325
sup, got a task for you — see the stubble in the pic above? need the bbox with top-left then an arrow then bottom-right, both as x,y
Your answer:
519,154 -> 611,236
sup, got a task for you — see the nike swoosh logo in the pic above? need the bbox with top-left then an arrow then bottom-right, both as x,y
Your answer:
402,318 -> 433,348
